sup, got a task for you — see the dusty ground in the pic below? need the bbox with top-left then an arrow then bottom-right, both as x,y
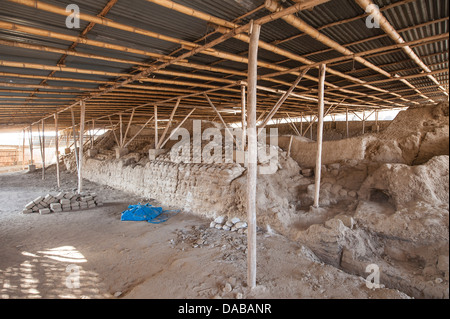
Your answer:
0,166 -> 410,299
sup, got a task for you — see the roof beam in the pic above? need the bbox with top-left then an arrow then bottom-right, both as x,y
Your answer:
355,0 -> 449,97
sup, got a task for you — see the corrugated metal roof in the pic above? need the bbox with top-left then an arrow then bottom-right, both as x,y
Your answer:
0,0 -> 448,128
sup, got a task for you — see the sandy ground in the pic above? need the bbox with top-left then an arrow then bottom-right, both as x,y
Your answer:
0,166 -> 410,299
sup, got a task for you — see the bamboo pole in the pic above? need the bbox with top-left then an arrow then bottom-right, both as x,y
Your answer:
77,101 -> 85,194
119,113 -> 123,147
362,111 -> 366,135
0,20 -> 181,62
28,127 -> 33,166
70,107 -> 80,172
246,21 -> 261,290
123,109 -> 135,146
154,105 -> 158,149
159,108 -> 196,149
41,119 -> 45,179
259,68 -> 310,130
156,98 -> 181,149
241,85 -> 247,151
22,129 -> 25,169
122,116 -> 154,149
313,64 -> 326,208
355,0 -> 448,97
264,0 -> 433,103
107,116 -> 120,147
287,135 -> 294,157
204,93 -> 237,145
346,108 -> 349,138
54,113 -> 60,188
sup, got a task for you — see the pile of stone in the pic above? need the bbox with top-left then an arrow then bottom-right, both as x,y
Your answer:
210,216 -> 248,234
22,191 -> 103,215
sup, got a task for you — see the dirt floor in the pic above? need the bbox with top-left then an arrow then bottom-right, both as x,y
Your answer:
0,166 -> 411,299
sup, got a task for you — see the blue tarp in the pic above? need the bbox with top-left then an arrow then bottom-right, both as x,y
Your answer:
120,203 -> 179,224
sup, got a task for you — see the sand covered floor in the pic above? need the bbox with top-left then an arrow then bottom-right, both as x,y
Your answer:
0,167 -> 409,299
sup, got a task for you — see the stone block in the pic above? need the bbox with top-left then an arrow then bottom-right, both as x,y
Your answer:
50,203 -> 62,211
22,209 -> 33,214
39,208 -> 51,215
62,204 -> 71,211
25,201 -> 36,210
27,164 -> 36,172
33,196 -> 44,205
60,198 -> 70,205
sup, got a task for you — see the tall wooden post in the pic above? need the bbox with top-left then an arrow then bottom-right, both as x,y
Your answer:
28,126 -> 33,165
313,64 -> 326,208
54,113 -> 60,188
22,129 -> 25,170
119,113 -> 123,147
375,110 -> 379,133
362,110 -> 365,134
300,113 -> 303,136
247,21 -> 261,290
346,108 -> 349,138
78,101 -> 85,194
310,115 -> 313,140
241,85 -> 246,151
41,119 -> 45,180
154,105 -> 158,149
71,107 -> 80,172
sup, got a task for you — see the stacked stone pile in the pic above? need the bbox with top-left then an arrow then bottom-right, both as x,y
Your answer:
210,216 -> 248,234
22,191 -> 103,215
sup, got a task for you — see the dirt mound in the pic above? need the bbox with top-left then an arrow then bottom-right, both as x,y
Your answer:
366,102 -> 449,164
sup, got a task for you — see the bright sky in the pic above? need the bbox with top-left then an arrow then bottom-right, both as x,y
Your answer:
0,130 -> 107,146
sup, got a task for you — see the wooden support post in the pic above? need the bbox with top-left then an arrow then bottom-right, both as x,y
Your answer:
246,21 -> 261,290
310,115 -> 313,140
346,108 -> 349,138
90,119 -> 95,149
159,108 -> 196,149
285,112 -> 301,136
157,98 -> 181,149
259,68 -> 309,131
41,119 -> 45,180
28,127 -> 33,165
300,113 -> 303,136
119,113 -> 123,147
362,110 -> 365,135
313,64 -> 326,208
78,101 -> 85,194
123,116 -> 154,149
22,129 -> 25,169
107,116 -> 120,147
375,110 -> 379,132
123,109 -> 135,146
154,105 -> 158,149
287,135 -> 294,157
54,113 -> 60,188
204,93 -> 237,145
70,107 -> 80,172
241,85 -> 246,151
